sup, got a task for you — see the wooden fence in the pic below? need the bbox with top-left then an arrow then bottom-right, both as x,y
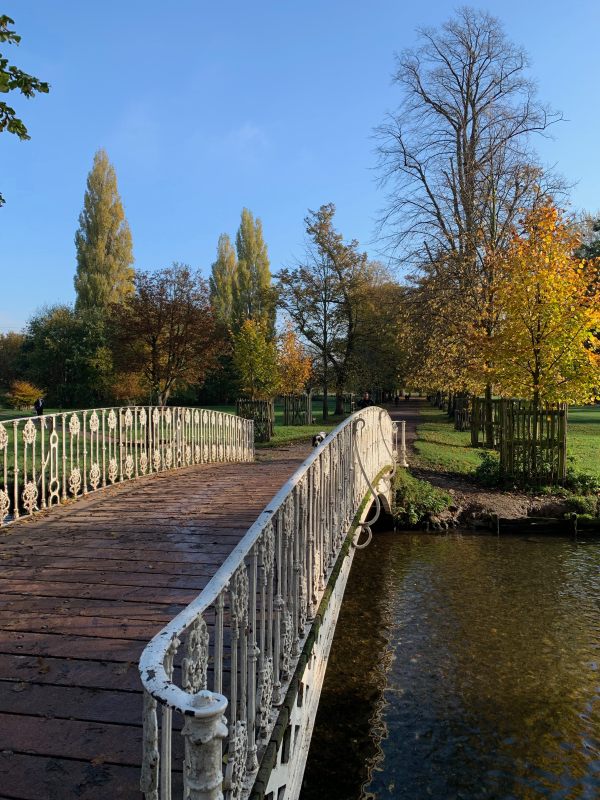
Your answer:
236,398 -> 275,442
434,393 -> 569,486
282,393 -> 313,426
498,400 -> 567,486
470,397 -> 503,448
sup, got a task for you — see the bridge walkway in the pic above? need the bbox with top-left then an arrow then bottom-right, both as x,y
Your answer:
0,444 -> 308,800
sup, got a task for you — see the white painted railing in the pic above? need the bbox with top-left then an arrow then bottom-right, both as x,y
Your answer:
0,406 -> 254,527
139,407 -> 397,800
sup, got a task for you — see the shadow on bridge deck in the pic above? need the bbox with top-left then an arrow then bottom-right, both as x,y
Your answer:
0,444 -> 309,800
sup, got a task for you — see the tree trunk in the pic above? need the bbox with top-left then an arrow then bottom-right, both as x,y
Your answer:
322,355 -> 328,422
532,386 -> 540,483
484,383 -> 494,449
335,393 -> 344,416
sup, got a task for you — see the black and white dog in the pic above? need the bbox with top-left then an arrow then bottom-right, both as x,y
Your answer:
312,431 -> 327,447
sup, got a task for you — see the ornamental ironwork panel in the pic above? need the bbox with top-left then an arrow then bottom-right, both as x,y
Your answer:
0,405 -> 254,527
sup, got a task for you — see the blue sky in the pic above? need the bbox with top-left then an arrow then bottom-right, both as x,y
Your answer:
1,0 -> 600,332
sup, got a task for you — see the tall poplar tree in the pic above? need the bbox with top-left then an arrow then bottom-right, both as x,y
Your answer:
209,233 -> 237,326
74,149 -> 134,312
232,208 -> 275,335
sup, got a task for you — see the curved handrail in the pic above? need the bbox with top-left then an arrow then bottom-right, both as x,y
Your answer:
0,405 -> 254,527
138,405 -> 397,800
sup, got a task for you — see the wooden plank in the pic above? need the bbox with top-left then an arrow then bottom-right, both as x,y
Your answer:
0,630 -> 143,661
0,579 -> 199,605
0,595 -> 185,620
0,712 -> 143,765
0,655 -> 141,691
0,752 -> 147,800
0,681 -> 142,726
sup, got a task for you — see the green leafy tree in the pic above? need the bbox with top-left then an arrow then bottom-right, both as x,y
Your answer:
278,204 -> 368,417
232,319 -> 279,400
0,331 -> 25,389
74,149 -> 134,311
209,233 -> 237,326
0,14 -> 49,206
23,305 -> 114,407
233,208 -> 276,334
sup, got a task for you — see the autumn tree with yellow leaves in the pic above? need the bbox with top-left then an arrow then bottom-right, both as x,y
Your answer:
277,323 -> 312,395
490,203 -> 600,404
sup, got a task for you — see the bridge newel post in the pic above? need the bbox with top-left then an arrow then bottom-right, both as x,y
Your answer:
182,691 -> 229,800
400,420 -> 409,468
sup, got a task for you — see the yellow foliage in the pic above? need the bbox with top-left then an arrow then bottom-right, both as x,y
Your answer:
277,322 -> 312,395
488,203 -> 600,403
6,380 -> 44,410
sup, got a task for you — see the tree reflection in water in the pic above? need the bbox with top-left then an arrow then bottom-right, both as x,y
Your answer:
302,533 -> 600,800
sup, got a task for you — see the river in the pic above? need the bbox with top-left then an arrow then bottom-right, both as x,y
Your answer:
301,532 -> 600,800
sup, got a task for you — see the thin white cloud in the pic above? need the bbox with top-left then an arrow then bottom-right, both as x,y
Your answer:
109,101 -> 161,167
212,121 -> 269,165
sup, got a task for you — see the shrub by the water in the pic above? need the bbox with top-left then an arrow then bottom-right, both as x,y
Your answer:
472,451 -> 502,487
564,467 -> 600,496
393,469 -> 452,528
562,494 -> 599,517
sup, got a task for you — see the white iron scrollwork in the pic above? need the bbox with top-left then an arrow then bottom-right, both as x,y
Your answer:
69,467 -> 82,497
0,489 -> 10,522
224,720 -> 248,800
182,616 -> 210,692
22,481 -> 38,514
137,406 -> 396,800
230,565 -> 249,635
256,657 -> 274,736
23,418 -> 36,445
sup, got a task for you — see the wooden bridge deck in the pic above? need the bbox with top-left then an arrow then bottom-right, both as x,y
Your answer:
0,445 -> 308,800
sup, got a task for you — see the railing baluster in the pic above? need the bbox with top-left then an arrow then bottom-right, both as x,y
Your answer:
246,548 -> 259,771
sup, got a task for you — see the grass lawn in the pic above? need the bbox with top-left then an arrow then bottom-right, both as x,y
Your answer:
412,406 -> 491,475
568,406 -> 600,479
413,404 -> 600,480
0,407 -> 61,422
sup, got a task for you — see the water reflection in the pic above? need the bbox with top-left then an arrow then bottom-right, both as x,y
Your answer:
301,533 -> 600,800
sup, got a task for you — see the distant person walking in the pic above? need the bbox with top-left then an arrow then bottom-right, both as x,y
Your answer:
34,397 -> 44,416
358,391 -> 374,409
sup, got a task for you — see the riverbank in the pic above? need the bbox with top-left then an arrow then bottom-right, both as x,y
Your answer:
388,400 -> 598,525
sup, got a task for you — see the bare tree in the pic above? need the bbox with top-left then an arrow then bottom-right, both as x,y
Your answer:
377,7 -> 560,265
375,7 -> 563,442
